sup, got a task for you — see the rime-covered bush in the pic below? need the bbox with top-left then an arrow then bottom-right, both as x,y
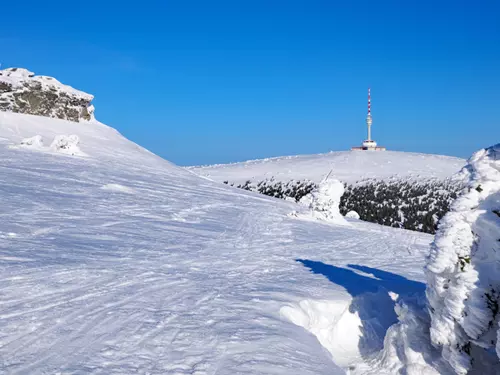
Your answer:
308,178 -> 347,223
225,177 -> 465,234
425,144 -> 500,374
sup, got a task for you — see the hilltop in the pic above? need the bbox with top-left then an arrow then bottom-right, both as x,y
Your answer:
188,150 -> 465,185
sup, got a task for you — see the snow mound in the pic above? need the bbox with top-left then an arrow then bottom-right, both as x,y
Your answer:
50,134 -> 86,156
281,298 -> 363,367
8,132 -> 87,157
20,135 -> 44,148
425,143 -> 500,374
281,290 -> 402,369
346,210 -> 360,220
188,150 -> 465,185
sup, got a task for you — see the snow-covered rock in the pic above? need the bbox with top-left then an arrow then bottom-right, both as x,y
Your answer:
425,143 -> 500,374
0,67 -> 94,122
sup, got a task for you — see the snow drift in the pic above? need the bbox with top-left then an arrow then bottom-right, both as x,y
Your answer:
426,144 -> 500,374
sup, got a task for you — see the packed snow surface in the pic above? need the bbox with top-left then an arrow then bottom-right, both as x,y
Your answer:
0,111 -> 441,374
188,151 -> 465,184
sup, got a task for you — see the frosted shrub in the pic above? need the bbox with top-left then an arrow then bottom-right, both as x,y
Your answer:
426,144 -> 500,374
309,178 -> 347,224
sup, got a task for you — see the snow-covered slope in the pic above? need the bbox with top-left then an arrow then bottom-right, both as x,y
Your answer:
188,151 -> 465,185
0,111 -> 443,374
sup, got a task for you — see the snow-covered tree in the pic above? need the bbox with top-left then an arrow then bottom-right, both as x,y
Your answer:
308,178 -> 348,224
425,144 -> 500,374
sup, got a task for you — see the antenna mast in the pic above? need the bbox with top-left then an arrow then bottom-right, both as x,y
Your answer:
366,88 -> 373,141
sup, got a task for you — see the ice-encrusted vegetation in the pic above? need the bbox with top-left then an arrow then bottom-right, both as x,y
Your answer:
425,144 -> 500,374
288,178 -> 349,226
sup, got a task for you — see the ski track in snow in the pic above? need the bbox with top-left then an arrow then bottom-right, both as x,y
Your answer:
0,112 -> 433,374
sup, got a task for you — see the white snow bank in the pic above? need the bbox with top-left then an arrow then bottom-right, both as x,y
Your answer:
281,298 -> 362,367
281,288 -> 401,369
425,143 -> 500,374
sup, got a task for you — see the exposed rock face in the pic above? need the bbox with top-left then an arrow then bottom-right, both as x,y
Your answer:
0,68 -> 94,122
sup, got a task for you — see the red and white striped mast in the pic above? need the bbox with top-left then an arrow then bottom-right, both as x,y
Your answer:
366,87 -> 373,141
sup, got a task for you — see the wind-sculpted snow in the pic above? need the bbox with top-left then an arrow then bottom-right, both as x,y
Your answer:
426,144 -> 500,374
0,111 -> 439,374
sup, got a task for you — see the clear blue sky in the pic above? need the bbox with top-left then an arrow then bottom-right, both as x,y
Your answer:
1,0 -> 499,165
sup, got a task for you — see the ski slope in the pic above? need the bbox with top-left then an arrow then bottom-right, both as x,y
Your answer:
188,151 -> 465,185
0,112 -> 444,374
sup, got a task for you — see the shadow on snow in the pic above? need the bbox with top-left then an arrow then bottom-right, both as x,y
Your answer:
296,259 -> 425,359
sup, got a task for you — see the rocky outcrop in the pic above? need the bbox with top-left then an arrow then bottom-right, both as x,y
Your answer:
0,68 -> 94,122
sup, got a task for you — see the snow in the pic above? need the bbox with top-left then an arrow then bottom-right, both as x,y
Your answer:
0,111 -> 446,374
188,150 -> 465,185
425,143 -> 500,374
346,211 -> 361,220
